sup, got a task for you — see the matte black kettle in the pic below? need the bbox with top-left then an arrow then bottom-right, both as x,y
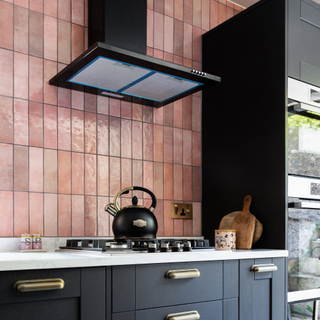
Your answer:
105,186 -> 158,239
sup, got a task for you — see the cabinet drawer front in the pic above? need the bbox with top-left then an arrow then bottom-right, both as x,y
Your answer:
136,300 -> 222,320
0,268 -> 80,304
136,261 -> 222,310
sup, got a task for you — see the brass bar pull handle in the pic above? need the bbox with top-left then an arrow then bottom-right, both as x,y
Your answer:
250,264 -> 278,273
13,278 -> 65,292
165,269 -> 200,279
165,311 -> 200,320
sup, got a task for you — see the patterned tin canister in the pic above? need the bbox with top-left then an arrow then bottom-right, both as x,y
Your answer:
32,233 -> 42,249
21,233 -> 32,250
215,229 -> 236,250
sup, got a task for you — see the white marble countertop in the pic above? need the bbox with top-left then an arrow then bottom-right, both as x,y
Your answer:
0,249 -> 288,271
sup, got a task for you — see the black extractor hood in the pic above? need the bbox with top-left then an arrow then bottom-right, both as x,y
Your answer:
49,0 -> 221,108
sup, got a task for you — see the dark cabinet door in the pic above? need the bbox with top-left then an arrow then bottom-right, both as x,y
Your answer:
288,0 -> 320,87
239,258 -> 286,320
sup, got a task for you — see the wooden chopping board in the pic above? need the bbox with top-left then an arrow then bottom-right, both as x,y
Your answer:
230,195 -> 258,249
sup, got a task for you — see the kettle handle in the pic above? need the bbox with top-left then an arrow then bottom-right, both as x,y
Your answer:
114,186 -> 157,212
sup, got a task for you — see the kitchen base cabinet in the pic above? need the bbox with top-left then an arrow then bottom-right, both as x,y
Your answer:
239,258 -> 286,320
0,267 -> 106,320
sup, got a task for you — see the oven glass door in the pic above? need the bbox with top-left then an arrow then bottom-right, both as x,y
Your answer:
288,109 -> 320,317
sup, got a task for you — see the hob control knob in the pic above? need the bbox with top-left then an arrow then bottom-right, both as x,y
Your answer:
183,241 -> 192,252
172,242 -> 181,252
160,243 -> 169,252
148,242 -> 157,253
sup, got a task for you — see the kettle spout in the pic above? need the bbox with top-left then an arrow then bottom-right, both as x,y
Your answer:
105,203 -> 119,217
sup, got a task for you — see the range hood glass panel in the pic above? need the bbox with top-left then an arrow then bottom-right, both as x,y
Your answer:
68,56 -> 151,92
122,72 -> 202,102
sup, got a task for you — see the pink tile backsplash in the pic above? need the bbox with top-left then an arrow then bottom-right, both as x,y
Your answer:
0,0 -> 239,237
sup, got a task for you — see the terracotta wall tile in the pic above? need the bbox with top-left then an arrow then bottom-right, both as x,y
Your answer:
85,93 -> 96,113
44,15 -> 57,61
0,2 -> 13,50
218,2 -> 227,24
132,104 -> 143,121
120,119 -> 131,158
165,0 -> 173,16
174,0 -> 183,20
72,195 -> 84,236
147,0 -> 153,9
58,88 -> 71,108
192,166 -> 201,201
0,49 -> 13,97
154,0 -> 164,13
14,145 -> 28,191
192,131 -> 201,166
121,158 -> 132,190
174,219 -> 183,236
154,125 -> 163,162
0,96 -> 13,143
44,104 -> 57,149
44,193 -> 57,236
98,155 -> 108,196
164,163 -> 173,199
109,98 -> 120,117
14,99 -> 28,145
193,0 -> 202,28
173,164 -> 183,200
183,165 -> 192,201
29,56 -> 43,103
183,22 -> 192,60
0,144 -> 13,190
132,160 -> 143,198
192,95 -> 201,131
121,101 -> 131,119
29,101 -> 43,147
174,55 -> 183,65
192,26 -> 202,62
29,147 -> 43,192
173,99 -> 182,128
202,0 -> 210,30
44,60 -> 57,105
227,5 -> 234,19
163,15 -> 173,54
44,0 -> 57,17
72,109 -> 84,152
109,116 -> 120,157
183,219 -> 193,236
153,49 -> 163,59
184,0 -> 192,24
97,114 -> 108,155
173,128 -> 182,164
58,0 -> 71,21
147,46 -> 154,57
193,201 -> 201,235
85,154 -> 96,195
0,191 -> 13,236
173,19 -> 183,56
143,106 -> 153,123
109,157 -> 120,196
84,111 -> 96,153
71,91 -> 84,110
30,0 -> 43,12
154,106 -> 163,125
58,150 -> 71,194
154,12 -> 164,51
30,192 -> 43,234
163,126 -> 173,163
154,199 -> 164,236
144,161 -> 154,195
84,195 -> 97,236
71,23 -> 84,60
98,196 -> 109,236
143,123 -> 153,161
164,52 -> 173,62
163,103 -> 173,126
29,10 -> 43,57
44,148 -> 57,193
14,0 -> 28,7
72,0 -> 84,25
14,191 -> 29,236
210,0 -> 219,29
72,152 -> 84,194
183,129 -> 192,165
132,121 -> 142,160
97,96 -> 108,115
58,107 -> 71,150
147,9 -> 153,48
154,162 -> 164,199
164,200 -> 173,235
58,20 -> 71,64
14,5 -> 28,53
58,194 -> 71,236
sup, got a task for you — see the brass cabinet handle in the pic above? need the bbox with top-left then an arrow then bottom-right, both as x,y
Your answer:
13,278 -> 65,292
165,311 -> 200,320
250,264 -> 278,273
165,269 -> 200,279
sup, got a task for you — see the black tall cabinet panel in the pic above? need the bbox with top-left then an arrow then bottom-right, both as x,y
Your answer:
202,0 -> 288,249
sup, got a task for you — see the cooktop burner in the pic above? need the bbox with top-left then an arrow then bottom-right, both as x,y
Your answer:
59,238 -> 212,253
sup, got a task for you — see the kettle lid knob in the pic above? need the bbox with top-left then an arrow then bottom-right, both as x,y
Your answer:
132,196 -> 138,205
